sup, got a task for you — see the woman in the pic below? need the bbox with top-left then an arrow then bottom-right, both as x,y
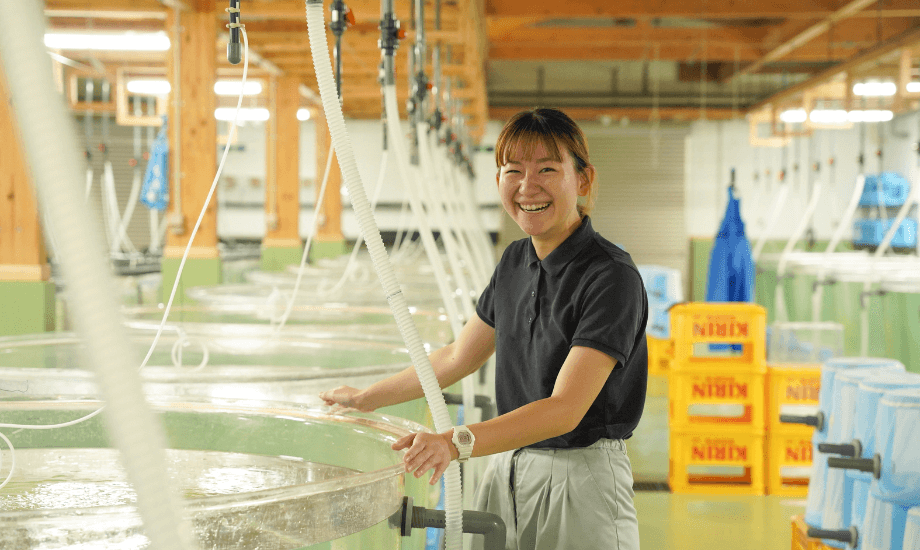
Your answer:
320,107 -> 648,550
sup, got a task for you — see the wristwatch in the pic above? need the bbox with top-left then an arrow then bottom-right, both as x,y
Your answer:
451,425 -> 475,463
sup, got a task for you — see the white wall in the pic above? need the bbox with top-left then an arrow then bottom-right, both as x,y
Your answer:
216,118 -> 503,240
684,111 -> 920,243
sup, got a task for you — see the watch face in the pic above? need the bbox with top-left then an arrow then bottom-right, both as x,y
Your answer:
457,431 -> 473,445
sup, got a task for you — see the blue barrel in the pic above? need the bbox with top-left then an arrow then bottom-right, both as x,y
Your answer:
805,358 -> 905,528
875,388 -> 920,504
861,489 -> 914,550
904,506 -> 920,550
849,374 -> 920,541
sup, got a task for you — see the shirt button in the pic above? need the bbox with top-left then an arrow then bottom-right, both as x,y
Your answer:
531,291 -> 535,297
528,317 -> 532,323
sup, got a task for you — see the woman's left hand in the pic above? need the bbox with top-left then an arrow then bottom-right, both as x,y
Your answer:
392,431 -> 456,485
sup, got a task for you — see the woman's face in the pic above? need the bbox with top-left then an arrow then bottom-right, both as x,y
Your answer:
497,140 -> 591,256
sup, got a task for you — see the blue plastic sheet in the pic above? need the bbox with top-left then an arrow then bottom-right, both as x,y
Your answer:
140,117 -> 169,211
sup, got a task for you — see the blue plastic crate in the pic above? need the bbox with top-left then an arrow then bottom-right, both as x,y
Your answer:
859,172 -> 911,207
637,265 -> 683,305
853,217 -> 918,248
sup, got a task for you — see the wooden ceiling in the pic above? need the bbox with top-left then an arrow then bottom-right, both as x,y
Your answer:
41,0 -> 920,140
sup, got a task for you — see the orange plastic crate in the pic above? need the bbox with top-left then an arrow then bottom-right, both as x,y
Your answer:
791,515 -> 826,550
767,363 -> 821,431
647,335 -> 672,376
669,302 -> 766,371
669,427 -> 765,495
767,426 -> 814,497
669,367 -> 766,430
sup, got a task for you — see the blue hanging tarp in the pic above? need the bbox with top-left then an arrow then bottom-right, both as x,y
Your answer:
706,186 -> 755,303
140,117 -> 169,211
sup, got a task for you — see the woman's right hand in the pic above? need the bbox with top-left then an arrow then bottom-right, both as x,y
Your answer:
318,386 -> 373,413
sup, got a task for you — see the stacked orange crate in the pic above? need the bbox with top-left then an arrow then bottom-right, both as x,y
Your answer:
791,515 -> 830,550
646,335 -> 673,376
668,302 -> 767,495
766,364 -> 821,496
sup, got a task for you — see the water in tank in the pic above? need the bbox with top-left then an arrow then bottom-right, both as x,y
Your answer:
0,395 -> 423,549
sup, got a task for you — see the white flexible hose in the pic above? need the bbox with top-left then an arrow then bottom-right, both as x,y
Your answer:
415,124 -> 475,318
304,4 -> 462,547
320,150 -> 389,296
421,127 -> 487,291
112,169 -> 143,255
0,2 -> 195,548
752,182 -> 790,262
811,174 -> 868,321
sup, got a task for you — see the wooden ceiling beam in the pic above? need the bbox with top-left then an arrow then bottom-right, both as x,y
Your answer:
484,0 -> 920,19
489,105 -> 738,121
734,0 -> 889,79
751,25 -> 920,112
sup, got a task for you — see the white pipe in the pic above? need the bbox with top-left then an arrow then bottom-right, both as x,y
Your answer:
811,174 -> 868,321
0,2 -> 194,548
752,182 -> 790,262
303,5 -> 463,548
859,168 -> 920,354
773,180 -> 824,322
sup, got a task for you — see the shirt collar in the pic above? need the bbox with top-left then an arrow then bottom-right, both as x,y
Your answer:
526,216 -> 596,276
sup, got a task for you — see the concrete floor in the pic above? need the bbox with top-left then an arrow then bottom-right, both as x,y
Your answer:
636,493 -> 805,549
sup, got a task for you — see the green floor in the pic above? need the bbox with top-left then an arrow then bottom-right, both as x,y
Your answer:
636,493 -> 804,549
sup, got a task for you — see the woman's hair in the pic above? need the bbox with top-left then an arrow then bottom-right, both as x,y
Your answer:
494,107 -> 597,217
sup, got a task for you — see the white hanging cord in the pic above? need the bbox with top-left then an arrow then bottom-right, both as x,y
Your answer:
271,142 -> 335,331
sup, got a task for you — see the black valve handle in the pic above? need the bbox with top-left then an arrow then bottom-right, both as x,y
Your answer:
806,526 -> 857,546
827,454 -> 881,479
817,440 -> 862,458
780,411 -> 825,431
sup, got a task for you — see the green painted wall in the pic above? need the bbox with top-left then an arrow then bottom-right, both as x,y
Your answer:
309,240 -> 347,262
160,257 -> 222,305
0,280 -> 55,335
260,245 -> 304,272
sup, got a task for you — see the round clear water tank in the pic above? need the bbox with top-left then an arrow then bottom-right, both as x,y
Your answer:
0,396 -> 424,549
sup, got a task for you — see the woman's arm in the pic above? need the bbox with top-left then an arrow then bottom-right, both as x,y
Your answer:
395,345 -> 616,483
320,314 -> 496,411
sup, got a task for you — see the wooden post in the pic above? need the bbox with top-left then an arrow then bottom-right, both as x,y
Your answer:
0,62 -> 55,334
261,76 -> 303,270
312,109 -> 346,260
161,1 -> 221,303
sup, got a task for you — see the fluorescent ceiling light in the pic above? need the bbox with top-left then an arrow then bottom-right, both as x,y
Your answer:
126,79 -> 171,95
214,81 -> 262,96
809,109 -> 849,124
907,82 -> 920,93
853,82 -> 896,96
44,32 -> 170,52
297,108 -> 311,121
780,109 -> 806,123
214,107 -> 269,122
847,110 -> 893,122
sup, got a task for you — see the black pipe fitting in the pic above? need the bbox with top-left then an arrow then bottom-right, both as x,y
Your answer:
779,411 -> 825,431
329,0 -> 349,37
227,0 -> 242,65
442,392 -> 497,421
818,440 -> 862,458
391,496 -> 506,550
378,14 -> 402,57
807,526 -> 858,546
827,453 -> 882,480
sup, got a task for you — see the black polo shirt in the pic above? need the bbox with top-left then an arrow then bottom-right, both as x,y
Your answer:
476,216 -> 648,449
